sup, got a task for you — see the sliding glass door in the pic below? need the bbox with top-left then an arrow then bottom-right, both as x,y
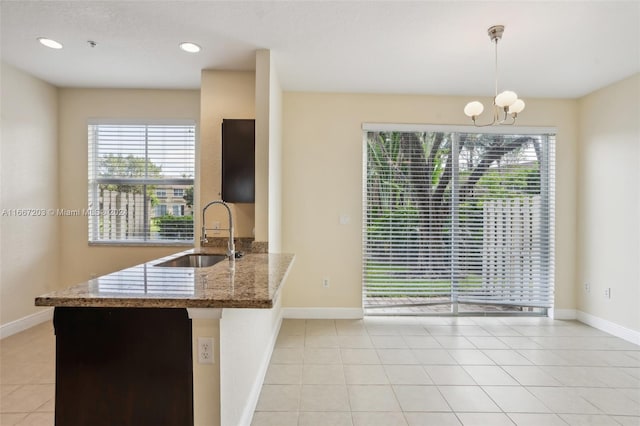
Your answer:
363,126 -> 555,315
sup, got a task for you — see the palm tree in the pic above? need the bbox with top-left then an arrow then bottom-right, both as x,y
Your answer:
366,131 -> 540,284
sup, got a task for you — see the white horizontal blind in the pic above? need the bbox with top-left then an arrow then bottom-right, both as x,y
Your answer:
363,130 -> 555,309
364,132 -> 453,298
453,132 -> 555,307
88,123 -> 195,244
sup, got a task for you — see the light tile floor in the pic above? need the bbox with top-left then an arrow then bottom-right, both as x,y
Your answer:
253,317 -> 640,426
0,322 -> 55,426
1,318 -> 638,426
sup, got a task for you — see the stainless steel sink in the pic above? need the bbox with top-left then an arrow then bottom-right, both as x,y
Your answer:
155,254 -> 227,268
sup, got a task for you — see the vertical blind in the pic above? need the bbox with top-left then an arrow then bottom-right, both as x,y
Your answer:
363,129 -> 555,309
88,122 -> 196,244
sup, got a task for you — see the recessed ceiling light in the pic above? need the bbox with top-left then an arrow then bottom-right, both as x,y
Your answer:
179,42 -> 201,53
37,37 -> 63,49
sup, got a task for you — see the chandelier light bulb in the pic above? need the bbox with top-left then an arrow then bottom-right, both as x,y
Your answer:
495,90 -> 518,108
508,99 -> 526,114
464,101 -> 484,118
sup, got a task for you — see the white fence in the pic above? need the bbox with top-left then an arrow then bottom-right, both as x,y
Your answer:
97,190 -> 148,240
480,196 -> 544,304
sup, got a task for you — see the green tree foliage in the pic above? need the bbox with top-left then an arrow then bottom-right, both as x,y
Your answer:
183,186 -> 194,208
98,154 -> 163,205
153,215 -> 194,239
366,131 -> 540,279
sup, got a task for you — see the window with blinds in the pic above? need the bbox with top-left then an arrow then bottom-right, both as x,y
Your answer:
363,127 -> 555,313
88,122 -> 196,244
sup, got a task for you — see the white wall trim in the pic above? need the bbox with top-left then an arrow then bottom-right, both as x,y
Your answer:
0,308 -> 54,339
282,307 -> 364,319
549,308 -> 577,320
576,310 -> 640,346
186,308 -> 222,319
238,305 -> 283,426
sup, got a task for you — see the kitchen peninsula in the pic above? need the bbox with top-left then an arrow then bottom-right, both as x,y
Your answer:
35,249 -> 295,426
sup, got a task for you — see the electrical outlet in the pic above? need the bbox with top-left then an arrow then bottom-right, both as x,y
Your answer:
322,278 -> 330,288
584,282 -> 590,292
198,337 -> 214,364
213,221 -> 221,235
604,288 -> 611,299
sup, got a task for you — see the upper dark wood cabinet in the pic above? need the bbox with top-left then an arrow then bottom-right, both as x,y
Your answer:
222,119 -> 255,203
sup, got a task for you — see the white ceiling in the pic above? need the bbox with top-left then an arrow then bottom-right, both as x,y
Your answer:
1,1 -> 639,98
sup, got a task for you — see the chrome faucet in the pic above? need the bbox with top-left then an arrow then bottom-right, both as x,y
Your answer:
201,200 -> 235,259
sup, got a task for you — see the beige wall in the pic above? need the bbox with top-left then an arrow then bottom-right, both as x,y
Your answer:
267,55 -> 283,253
255,50 -> 284,251
577,74 -> 640,332
255,51 -> 270,243
57,88 -> 200,287
199,71 -> 255,242
0,62 -> 60,325
5,55 -> 635,336
281,92 -> 578,311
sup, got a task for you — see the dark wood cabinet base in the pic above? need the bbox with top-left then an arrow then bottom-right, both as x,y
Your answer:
53,307 -> 193,426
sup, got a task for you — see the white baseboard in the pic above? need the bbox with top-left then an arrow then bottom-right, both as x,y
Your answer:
282,307 -> 364,319
0,308 -> 54,340
549,308 -> 577,320
576,310 -> 640,346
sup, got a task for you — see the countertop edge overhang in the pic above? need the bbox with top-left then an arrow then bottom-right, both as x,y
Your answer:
35,249 -> 295,309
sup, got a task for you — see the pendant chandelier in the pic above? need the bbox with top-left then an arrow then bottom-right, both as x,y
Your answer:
464,25 -> 525,126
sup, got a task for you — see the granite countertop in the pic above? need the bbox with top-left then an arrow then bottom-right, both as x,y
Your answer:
35,249 -> 295,309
